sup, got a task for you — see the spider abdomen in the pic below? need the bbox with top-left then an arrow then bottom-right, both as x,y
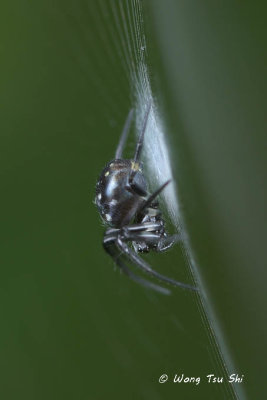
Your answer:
95,159 -> 147,227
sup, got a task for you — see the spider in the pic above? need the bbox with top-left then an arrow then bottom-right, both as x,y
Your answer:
95,103 -> 198,295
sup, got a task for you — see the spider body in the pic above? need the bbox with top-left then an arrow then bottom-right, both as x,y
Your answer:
95,105 -> 198,294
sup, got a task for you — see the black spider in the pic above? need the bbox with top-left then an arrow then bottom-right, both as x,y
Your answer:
95,103 -> 198,295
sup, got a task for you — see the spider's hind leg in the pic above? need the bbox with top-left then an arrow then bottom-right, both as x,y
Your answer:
116,237 -> 199,292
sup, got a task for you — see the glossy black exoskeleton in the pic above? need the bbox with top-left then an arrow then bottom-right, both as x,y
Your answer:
95,104 -> 198,295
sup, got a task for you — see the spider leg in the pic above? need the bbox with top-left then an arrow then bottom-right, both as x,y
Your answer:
103,232 -> 170,295
139,180 -> 171,214
115,108 -> 134,159
120,228 -> 182,252
133,102 -> 151,163
120,224 -> 182,253
117,262 -> 171,295
105,223 -> 162,241
126,232 -> 181,252
157,233 -> 182,252
128,179 -> 147,197
116,237 -> 198,292
128,102 -> 151,192
122,222 -> 163,234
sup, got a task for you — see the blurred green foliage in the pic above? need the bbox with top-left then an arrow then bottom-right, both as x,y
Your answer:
0,1 -> 266,399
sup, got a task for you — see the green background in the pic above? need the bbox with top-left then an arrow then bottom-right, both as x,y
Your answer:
0,1 -> 266,399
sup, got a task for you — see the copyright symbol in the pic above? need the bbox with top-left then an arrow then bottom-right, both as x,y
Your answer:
159,374 -> 168,383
